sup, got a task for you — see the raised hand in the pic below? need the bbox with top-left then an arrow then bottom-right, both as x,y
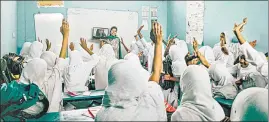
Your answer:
80,38 -> 88,50
193,37 -> 199,52
45,39 -> 52,51
89,44 -> 94,51
138,51 -> 143,57
69,42 -> 74,51
233,18 -> 247,32
249,40 -> 257,48
137,25 -> 144,34
60,19 -> 69,36
153,22 -> 163,44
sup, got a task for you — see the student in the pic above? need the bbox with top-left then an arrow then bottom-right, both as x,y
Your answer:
233,18 -> 268,80
213,32 -> 237,68
230,87 -> 268,121
39,19 -> 69,112
64,38 -> 99,92
95,22 -> 166,121
94,44 -> 118,90
19,58 -> 49,116
198,45 -> 215,65
27,41 -> 44,62
171,65 -> 225,121
20,42 -> 32,58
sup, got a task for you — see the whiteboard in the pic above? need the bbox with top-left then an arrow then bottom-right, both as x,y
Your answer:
34,13 -> 64,56
67,8 -> 139,56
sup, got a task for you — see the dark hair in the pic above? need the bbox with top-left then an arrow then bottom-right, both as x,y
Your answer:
110,26 -> 117,32
265,52 -> 268,57
185,53 -> 197,65
234,54 -> 246,65
3,53 -> 24,76
150,29 -> 156,43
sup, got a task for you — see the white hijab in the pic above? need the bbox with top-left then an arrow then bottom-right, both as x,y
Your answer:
20,58 -> 47,93
174,39 -> 188,56
19,58 -> 47,115
171,65 -> 225,121
208,63 -> 235,87
169,45 -> 187,77
96,60 -> 166,121
199,46 -> 215,64
95,44 -> 118,90
73,42 -> 92,62
124,52 -> 141,67
28,41 -> 44,61
20,42 -> 32,57
40,51 -> 62,112
230,88 -> 268,121
130,41 -> 140,55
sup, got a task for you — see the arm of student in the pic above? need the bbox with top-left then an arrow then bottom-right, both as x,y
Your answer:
149,22 -> 163,83
233,18 -> 247,45
137,25 -> 144,39
59,19 -> 69,59
196,51 -> 211,68
80,38 -> 94,55
120,38 -> 130,53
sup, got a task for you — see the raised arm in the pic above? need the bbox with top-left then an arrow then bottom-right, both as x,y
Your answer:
164,34 -> 178,57
45,39 -> 52,51
137,25 -> 144,39
59,19 -> 69,58
193,38 -> 211,68
233,18 -> 247,45
80,38 -> 94,55
120,37 -> 130,53
149,22 -> 163,83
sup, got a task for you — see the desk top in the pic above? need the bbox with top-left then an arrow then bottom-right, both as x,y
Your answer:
28,109 -> 95,121
63,90 -> 105,101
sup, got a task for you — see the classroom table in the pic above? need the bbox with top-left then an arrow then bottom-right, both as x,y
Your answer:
63,90 -> 105,103
27,109 -> 95,121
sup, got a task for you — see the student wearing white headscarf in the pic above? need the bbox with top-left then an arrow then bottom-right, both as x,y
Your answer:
64,39 -> 99,92
147,43 -> 165,73
20,42 -> 32,58
171,65 -> 225,121
199,46 -> 215,65
230,87 -> 268,121
19,58 -> 48,115
95,44 -> 118,90
27,41 -> 44,61
40,51 -> 68,112
233,18 -> 268,80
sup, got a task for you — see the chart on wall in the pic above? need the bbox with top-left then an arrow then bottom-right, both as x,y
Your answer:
67,8 -> 138,56
186,1 -> 205,45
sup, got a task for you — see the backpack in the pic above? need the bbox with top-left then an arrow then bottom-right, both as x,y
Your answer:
0,80 -> 49,121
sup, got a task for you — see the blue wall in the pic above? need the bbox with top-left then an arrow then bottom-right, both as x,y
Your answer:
17,1 -> 168,52
1,1 -> 17,56
167,1 -> 268,53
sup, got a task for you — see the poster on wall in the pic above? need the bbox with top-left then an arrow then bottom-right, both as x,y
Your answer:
37,0 -> 64,8
186,1 -> 204,45
150,7 -> 158,18
142,6 -> 149,18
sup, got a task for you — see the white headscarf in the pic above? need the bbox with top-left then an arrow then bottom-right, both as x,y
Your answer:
124,52 -> 141,67
20,42 -> 32,57
72,42 -> 92,62
20,58 -> 47,93
230,88 -> 268,121
40,51 -> 63,112
208,63 -> 235,87
174,39 -> 188,56
171,65 -> 225,121
169,45 -> 187,77
96,60 -> 166,121
199,46 -> 215,64
28,41 -> 44,60
19,58 -> 48,115
147,42 -> 165,73
130,41 -> 140,55
95,44 -> 118,90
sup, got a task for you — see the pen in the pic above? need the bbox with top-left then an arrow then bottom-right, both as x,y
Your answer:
88,109 -> 95,119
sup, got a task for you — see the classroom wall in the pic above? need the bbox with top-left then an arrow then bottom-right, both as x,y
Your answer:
17,1 -> 168,53
167,1 -> 268,53
1,1 -> 17,56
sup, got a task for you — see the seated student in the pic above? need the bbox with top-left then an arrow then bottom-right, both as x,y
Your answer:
199,45 -> 215,65
19,58 -> 49,117
230,87 -> 268,121
171,65 -> 225,121
94,44 -> 118,90
27,41 -> 44,62
213,32 -> 236,68
63,38 -> 99,92
233,18 -> 268,80
95,22 -> 166,121
39,19 -> 69,112
20,42 -> 32,59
